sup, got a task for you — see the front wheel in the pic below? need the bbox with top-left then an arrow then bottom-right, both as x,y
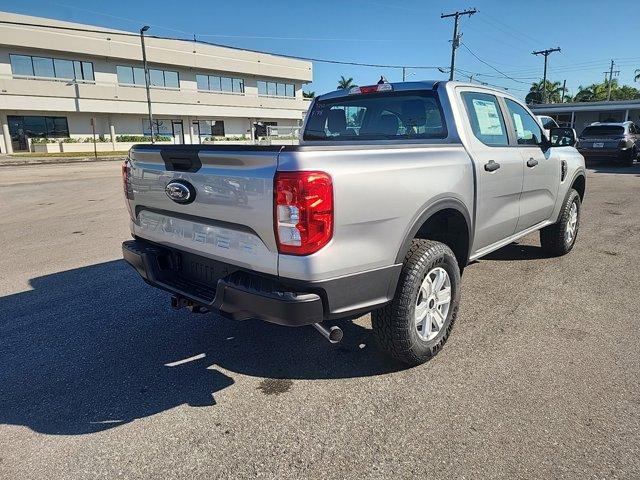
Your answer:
372,239 -> 461,366
540,189 -> 581,256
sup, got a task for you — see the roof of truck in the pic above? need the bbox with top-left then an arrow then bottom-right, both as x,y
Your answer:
315,80 -> 512,101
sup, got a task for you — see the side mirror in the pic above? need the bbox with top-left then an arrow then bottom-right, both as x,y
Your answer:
549,127 -> 577,148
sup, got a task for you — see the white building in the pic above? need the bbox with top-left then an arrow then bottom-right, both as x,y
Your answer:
0,11 -> 313,153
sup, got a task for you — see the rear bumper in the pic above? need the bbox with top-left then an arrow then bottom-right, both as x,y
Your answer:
123,239 -> 401,326
123,239 -> 323,326
578,147 -> 632,158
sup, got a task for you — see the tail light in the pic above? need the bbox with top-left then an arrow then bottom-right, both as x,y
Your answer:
274,171 -> 333,255
122,159 -> 135,220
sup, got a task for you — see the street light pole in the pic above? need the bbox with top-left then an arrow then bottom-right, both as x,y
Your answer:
140,25 -> 154,143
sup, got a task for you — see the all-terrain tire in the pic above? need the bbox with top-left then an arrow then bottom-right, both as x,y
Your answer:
372,239 -> 461,366
539,189 -> 581,256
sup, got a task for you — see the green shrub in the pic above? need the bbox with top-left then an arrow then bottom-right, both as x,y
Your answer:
115,135 -> 172,143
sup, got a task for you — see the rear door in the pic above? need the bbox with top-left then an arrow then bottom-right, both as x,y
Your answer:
504,99 -> 559,231
459,90 -> 523,252
127,145 -> 281,275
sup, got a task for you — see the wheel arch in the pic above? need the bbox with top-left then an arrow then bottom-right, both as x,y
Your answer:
571,173 -> 586,201
395,198 -> 473,270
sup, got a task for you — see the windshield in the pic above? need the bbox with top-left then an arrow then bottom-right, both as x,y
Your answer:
580,125 -> 624,137
303,91 -> 447,141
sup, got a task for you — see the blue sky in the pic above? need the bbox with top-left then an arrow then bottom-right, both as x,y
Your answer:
2,0 -> 640,99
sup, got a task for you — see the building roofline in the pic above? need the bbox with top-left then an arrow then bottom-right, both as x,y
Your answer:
530,99 -> 640,111
0,10 -> 313,82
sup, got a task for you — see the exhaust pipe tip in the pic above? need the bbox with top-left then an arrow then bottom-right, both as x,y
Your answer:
327,325 -> 343,344
312,323 -> 343,344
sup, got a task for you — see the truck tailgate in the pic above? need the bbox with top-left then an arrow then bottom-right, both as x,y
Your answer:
126,145 -> 282,275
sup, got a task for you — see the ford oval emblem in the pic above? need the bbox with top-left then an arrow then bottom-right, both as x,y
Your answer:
165,180 -> 195,204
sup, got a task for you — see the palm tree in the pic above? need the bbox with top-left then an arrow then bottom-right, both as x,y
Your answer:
302,91 -> 315,99
525,80 -> 563,104
574,81 -> 612,102
337,76 -> 356,90
635,69 -> 640,82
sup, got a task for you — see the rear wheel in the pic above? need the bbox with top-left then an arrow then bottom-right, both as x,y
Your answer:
620,149 -> 635,167
372,239 -> 460,366
540,189 -> 581,256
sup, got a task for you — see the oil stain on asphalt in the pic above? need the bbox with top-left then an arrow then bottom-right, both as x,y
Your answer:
258,378 -> 293,396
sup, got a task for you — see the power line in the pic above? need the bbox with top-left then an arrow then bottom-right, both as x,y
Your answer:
459,43 -> 530,84
0,19 -> 444,71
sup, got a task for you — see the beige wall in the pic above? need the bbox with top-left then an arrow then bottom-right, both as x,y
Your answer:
0,11 -> 312,82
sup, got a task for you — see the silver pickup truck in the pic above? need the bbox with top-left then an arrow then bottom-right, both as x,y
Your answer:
122,81 -> 586,366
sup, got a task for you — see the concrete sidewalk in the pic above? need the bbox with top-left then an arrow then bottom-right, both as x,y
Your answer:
0,153 -> 126,167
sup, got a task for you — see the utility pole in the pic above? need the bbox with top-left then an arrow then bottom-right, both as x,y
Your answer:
561,79 -> 567,102
603,60 -> 620,101
402,66 -> 406,81
441,8 -> 477,81
532,47 -> 561,103
140,25 -> 154,143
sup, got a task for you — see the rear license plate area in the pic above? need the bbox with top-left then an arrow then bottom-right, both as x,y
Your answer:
176,251 -> 239,285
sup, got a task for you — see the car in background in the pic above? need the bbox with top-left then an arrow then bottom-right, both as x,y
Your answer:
537,115 -> 559,131
577,121 -> 639,167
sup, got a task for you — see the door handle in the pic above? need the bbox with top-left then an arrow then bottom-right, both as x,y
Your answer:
527,157 -> 539,168
484,160 -> 501,172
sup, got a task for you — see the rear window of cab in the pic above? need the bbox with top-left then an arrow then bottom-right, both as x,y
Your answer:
303,91 -> 447,141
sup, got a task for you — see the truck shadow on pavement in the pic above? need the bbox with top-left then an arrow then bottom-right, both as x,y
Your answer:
0,260 -> 403,436
482,243 -> 550,261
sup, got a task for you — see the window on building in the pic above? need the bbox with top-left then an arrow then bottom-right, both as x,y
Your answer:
257,80 -> 296,98
220,77 -> 232,92
32,57 -> 55,78
8,115 -> 69,139
285,84 -> 294,97
10,55 -> 34,76
117,65 -> 134,85
149,69 -> 165,87
53,59 -> 74,79
196,74 -> 244,93
133,67 -> 145,86
118,66 -> 179,88
164,70 -> 179,88
196,75 -> 209,90
10,54 -> 94,81
80,61 -> 94,81
211,121 -> 225,136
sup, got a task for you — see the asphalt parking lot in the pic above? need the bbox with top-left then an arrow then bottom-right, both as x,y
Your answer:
1,159 -> 639,479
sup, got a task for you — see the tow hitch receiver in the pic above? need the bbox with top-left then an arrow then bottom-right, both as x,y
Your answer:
171,295 -> 209,314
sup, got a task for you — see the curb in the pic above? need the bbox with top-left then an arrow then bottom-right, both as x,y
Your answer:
0,156 -> 127,167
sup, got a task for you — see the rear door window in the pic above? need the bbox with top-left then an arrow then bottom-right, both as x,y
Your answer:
461,92 -> 509,146
303,91 -> 447,141
504,99 -> 544,146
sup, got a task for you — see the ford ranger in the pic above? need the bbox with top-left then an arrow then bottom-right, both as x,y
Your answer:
122,81 -> 586,366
